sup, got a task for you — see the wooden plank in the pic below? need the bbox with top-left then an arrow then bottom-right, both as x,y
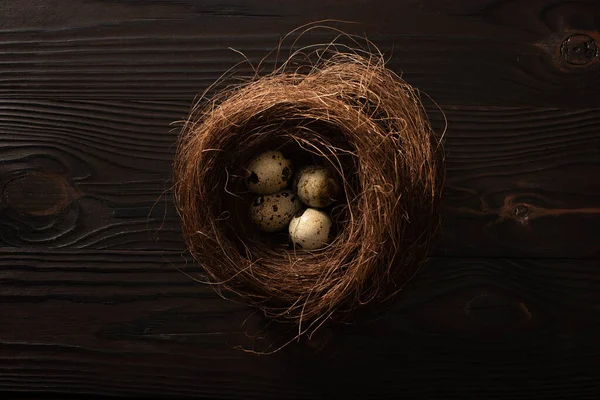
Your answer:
432,106 -> 600,258
0,99 -> 184,250
0,250 -> 598,398
1,100 -> 599,257
0,0 -> 599,107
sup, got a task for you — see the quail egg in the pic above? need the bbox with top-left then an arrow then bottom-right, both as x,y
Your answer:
288,208 -> 333,250
294,166 -> 340,208
245,150 -> 294,195
250,190 -> 302,232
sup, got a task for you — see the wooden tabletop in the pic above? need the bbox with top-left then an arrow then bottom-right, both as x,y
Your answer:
1,0 -> 599,398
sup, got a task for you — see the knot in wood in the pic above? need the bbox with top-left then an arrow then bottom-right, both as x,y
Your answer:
2,172 -> 71,216
560,34 -> 598,65
514,204 -> 529,219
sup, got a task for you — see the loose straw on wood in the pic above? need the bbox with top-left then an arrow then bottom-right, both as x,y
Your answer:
174,36 -> 444,336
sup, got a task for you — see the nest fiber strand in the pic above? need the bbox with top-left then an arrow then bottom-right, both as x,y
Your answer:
174,48 -> 443,334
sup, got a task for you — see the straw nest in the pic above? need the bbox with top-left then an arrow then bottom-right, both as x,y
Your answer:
174,38 -> 444,336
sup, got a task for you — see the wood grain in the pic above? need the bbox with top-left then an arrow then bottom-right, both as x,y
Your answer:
2,100 -> 598,257
433,106 -> 600,258
0,99 -> 184,250
1,0 -> 599,107
0,250 -> 598,398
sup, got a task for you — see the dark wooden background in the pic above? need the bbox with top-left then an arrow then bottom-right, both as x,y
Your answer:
1,0 -> 600,398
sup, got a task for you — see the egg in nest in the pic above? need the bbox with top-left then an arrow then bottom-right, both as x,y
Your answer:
245,151 -> 294,195
250,190 -> 302,232
294,166 -> 340,208
288,208 -> 333,250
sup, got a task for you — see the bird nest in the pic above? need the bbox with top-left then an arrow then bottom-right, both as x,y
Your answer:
174,35 -> 444,336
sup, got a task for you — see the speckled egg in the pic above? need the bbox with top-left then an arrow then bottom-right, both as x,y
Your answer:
245,151 -> 294,195
294,166 -> 340,208
250,190 -> 302,232
288,208 -> 333,250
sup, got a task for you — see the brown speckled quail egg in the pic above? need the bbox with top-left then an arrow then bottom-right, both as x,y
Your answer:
288,208 -> 333,250
250,190 -> 302,232
294,166 -> 340,208
245,151 -> 294,195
